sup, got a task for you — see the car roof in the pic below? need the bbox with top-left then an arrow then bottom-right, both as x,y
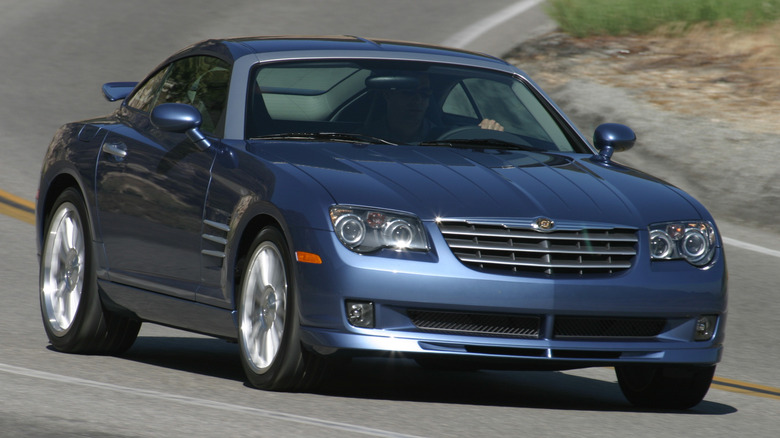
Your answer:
154,36 -> 537,141
166,35 -> 514,70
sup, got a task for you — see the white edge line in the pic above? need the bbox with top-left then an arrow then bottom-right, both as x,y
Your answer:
0,363 -> 423,438
722,236 -> 780,259
441,0 -> 546,48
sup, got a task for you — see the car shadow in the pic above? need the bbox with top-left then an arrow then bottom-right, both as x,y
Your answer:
120,336 -> 737,415
121,336 -> 246,382
318,357 -> 737,415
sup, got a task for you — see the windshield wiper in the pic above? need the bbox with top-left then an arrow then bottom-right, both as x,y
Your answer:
251,132 -> 396,145
419,138 -> 541,151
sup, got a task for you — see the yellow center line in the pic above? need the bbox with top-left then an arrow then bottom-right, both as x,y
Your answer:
712,376 -> 780,401
0,189 -> 35,225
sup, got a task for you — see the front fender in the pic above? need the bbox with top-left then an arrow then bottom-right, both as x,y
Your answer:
198,143 -> 336,309
37,123 -> 107,259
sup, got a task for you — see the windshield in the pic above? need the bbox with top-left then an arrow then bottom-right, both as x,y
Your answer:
245,60 -> 582,152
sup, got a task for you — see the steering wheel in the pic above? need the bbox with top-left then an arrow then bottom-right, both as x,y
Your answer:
436,125 -> 546,151
436,126 -> 486,140
437,125 -> 520,142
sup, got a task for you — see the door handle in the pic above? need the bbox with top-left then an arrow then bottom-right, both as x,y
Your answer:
102,141 -> 127,161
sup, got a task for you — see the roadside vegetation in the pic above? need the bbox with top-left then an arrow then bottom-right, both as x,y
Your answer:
547,0 -> 780,37
515,0 -> 780,134
506,0 -> 780,232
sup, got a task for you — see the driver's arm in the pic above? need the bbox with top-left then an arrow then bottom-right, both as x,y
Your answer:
479,119 -> 504,131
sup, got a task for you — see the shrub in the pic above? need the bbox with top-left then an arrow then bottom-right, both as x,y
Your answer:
547,0 -> 780,37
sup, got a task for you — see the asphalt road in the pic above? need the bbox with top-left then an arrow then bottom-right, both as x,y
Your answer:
1,1 -> 778,437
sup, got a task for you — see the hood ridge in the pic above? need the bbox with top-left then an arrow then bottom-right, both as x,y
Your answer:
256,143 -> 700,226
570,158 -> 643,219
408,148 -> 515,212
324,146 -> 463,212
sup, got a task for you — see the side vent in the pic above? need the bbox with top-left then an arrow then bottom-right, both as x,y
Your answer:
202,219 -> 230,261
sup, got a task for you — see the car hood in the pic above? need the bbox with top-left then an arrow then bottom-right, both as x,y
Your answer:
253,142 -> 703,227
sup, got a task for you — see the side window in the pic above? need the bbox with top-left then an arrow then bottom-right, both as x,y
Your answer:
442,83 -> 478,119
157,56 -> 231,134
445,78 -> 554,142
125,68 -> 168,113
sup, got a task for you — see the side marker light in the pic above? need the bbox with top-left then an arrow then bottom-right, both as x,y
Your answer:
295,251 -> 323,264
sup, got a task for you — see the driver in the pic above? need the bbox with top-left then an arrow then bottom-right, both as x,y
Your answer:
367,73 -> 503,144
371,74 -> 435,143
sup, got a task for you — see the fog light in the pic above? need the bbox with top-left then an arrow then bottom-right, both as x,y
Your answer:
346,301 -> 374,328
694,315 -> 717,341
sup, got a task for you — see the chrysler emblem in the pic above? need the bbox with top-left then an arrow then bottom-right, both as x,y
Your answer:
533,217 -> 555,231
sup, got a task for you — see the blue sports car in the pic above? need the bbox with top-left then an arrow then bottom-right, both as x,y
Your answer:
37,36 -> 726,409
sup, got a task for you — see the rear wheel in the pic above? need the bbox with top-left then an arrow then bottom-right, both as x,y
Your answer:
237,226 -> 328,391
615,364 -> 715,410
40,188 -> 140,354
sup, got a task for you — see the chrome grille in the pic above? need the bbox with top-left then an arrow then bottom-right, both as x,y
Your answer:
438,220 -> 638,275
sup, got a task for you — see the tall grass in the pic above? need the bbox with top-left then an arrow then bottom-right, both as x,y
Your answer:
547,0 -> 780,37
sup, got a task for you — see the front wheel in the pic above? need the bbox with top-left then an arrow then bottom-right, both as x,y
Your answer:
40,188 -> 140,354
237,227 -> 328,391
615,364 -> 716,410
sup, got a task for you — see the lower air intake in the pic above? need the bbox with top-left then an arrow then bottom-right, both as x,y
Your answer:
554,316 -> 666,339
408,310 -> 540,338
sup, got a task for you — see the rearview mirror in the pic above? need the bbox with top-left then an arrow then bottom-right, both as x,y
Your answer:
365,75 -> 422,90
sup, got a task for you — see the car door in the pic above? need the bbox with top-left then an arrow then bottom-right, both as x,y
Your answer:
95,55 -> 230,300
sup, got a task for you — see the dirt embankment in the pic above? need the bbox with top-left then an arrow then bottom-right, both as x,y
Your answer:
506,25 -> 780,233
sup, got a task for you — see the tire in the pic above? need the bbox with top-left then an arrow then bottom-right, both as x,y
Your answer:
615,364 -> 716,410
40,188 -> 140,354
237,226 -> 327,391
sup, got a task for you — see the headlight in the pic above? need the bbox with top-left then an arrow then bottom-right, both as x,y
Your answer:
649,221 -> 717,266
330,206 -> 429,253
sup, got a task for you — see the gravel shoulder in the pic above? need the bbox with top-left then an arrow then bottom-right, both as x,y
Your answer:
505,30 -> 780,235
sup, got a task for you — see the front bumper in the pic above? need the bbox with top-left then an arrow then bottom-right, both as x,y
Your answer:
292,226 -> 727,367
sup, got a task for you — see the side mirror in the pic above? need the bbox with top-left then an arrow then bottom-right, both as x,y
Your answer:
591,123 -> 636,163
151,103 -> 211,150
102,82 -> 138,102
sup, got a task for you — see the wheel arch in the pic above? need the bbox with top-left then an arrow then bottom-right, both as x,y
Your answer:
37,172 -> 95,254
232,212 -> 291,306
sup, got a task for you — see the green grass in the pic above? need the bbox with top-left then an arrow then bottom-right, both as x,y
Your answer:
547,0 -> 780,37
